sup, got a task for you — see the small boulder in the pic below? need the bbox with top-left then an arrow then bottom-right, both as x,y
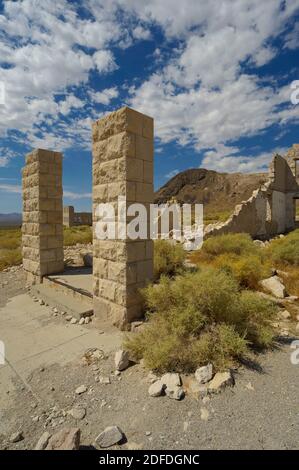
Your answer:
148,380 -> 164,397
208,371 -> 234,393
160,373 -> 181,389
95,426 -> 124,448
45,428 -> 80,450
9,431 -> 23,443
114,350 -> 130,371
195,363 -> 213,384
260,276 -> 287,298
35,432 -> 51,450
70,318 -> 77,324
78,318 -> 85,325
165,386 -> 185,400
279,310 -> 291,320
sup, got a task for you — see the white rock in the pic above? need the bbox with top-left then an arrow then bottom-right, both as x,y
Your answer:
95,426 -> 124,448
66,315 -> 72,321
208,371 -> 234,393
195,363 -> 213,384
114,350 -> 130,371
200,407 -> 210,421
35,431 -> 51,450
98,376 -> 111,384
53,308 -> 59,314
84,317 -> 90,324
75,385 -> 87,395
70,318 -> 77,324
260,276 -> 287,298
165,386 -> 185,400
78,318 -> 85,325
148,380 -> 164,397
160,373 -> 181,389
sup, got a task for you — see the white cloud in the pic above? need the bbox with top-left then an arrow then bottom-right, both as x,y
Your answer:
132,25 -> 151,40
284,21 -> 299,49
93,50 -> 118,73
165,169 -> 179,179
0,184 -> 22,194
64,190 -> 92,200
90,87 -> 119,105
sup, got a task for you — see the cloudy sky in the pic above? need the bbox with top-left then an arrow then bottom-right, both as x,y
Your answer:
0,0 -> 299,212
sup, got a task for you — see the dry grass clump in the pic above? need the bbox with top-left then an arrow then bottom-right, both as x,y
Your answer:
0,228 -> 22,270
63,226 -> 92,246
154,239 -> 186,280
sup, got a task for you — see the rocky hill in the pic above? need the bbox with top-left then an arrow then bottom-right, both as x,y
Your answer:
154,169 -> 268,223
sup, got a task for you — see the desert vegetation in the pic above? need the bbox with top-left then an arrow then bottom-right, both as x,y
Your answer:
0,225 -> 92,271
154,239 -> 186,280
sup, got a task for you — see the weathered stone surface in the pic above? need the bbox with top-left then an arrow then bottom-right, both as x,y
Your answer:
182,376 -> 208,399
69,407 -> 86,420
95,426 -> 124,448
45,428 -> 80,450
208,371 -> 234,393
148,380 -> 164,397
35,432 -> 51,450
75,385 -> 87,395
260,276 -> 287,298
195,364 -> 213,384
279,310 -> 291,320
114,349 -> 130,371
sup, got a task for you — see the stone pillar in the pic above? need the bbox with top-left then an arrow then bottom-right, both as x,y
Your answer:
92,107 -> 154,329
22,149 -> 64,284
63,205 -> 75,227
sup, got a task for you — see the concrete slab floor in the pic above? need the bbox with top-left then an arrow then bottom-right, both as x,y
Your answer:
48,267 -> 93,294
0,293 -> 122,409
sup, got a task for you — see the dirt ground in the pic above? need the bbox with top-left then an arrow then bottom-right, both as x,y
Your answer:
0,267 -> 299,450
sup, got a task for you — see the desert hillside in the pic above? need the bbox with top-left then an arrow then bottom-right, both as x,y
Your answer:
154,168 -> 268,223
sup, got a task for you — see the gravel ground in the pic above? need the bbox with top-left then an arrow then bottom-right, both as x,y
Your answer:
0,267 -> 298,450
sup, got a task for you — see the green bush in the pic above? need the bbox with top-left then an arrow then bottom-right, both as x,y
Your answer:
200,233 -> 259,258
125,267 -> 277,373
269,229 -> 299,266
154,239 -> 186,280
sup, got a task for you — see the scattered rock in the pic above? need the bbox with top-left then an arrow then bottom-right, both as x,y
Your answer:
70,317 -> 77,324
279,310 -> 291,320
45,428 -> 80,450
9,431 -> 23,443
245,382 -> 255,391
253,240 -> 265,247
202,396 -> 210,405
160,373 -> 181,389
195,363 -> 213,384
165,386 -> 185,400
39,299 -> 45,306
208,371 -> 234,393
66,315 -> 72,321
53,308 -> 59,314
182,376 -> 208,399
260,276 -> 287,298
200,407 -> 210,421
35,432 -> 51,450
69,407 -> 86,420
114,350 -> 130,371
75,385 -> 87,395
95,426 -> 124,448
78,318 -> 85,325
147,371 -> 159,384
148,380 -> 164,397
97,376 -> 111,384
84,317 -> 90,324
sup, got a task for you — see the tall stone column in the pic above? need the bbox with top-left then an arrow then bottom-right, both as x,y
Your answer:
92,107 -> 154,329
22,149 -> 64,285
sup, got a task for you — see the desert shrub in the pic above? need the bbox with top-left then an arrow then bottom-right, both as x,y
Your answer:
0,248 -> 22,271
269,229 -> 299,266
125,267 -> 277,373
213,253 -> 271,289
154,239 -> 186,280
63,226 -> 92,246
199,233 -> 259,258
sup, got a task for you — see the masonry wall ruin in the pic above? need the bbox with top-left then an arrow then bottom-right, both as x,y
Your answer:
92,107 -> 154,329
22,149 -> 64,284
63,206 -> 92,227
205,145 -> 299,239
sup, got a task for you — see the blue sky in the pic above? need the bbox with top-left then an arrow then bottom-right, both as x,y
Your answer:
0,0 -> 299,213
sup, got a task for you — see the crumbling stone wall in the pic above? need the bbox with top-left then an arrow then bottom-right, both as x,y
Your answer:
92,107 -> 154,329
22,149 -> 64,284
205,146 -> 299,240
63,206 -> 92,227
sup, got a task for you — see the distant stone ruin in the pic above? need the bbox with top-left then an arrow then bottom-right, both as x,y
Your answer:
205,145 -> 299,239
63,206 -> 92,227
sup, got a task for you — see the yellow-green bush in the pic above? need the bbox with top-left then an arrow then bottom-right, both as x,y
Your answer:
63,226 -> 92,246
269,229 -> 299,266
125,267 -> 277,373
154,239 -> 186,280
199,233 -> 259,258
